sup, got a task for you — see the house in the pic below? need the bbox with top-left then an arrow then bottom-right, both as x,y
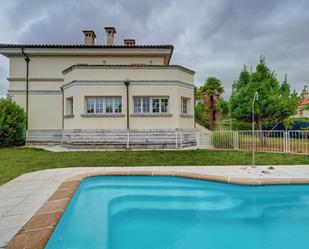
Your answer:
0,27 -> 197,148
295,99 -> 309,118
294,88 -> 309,118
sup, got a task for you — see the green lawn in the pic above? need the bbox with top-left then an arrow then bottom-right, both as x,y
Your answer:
0,147 -> 308,185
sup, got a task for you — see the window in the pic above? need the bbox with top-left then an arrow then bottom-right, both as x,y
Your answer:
105,98 -> 113,113
96,98 -> 104,113
134,97 -> 142,113
143,98 -> 150,112
66,97 -> 73,115
114,98 -> 122,113
161,98 -> 168,113
299,110 -> 304,117
86,97 -> 122,114
152,98 -> 160,113
181,98 -> 188,114
133,97 -> 169,114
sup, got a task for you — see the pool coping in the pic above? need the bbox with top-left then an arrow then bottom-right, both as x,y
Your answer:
5,170 -> 309,249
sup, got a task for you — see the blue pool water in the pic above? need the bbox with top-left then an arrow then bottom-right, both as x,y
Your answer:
46,176 -> 309,249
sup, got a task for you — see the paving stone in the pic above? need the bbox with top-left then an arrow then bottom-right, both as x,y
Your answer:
0,197 -> 23,208
0,213 -> 32,230
0,227 -> 20,247
5,227 -> 53,249
21,211 -> 62,232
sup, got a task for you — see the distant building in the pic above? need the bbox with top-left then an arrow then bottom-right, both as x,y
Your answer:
294,88 -> 309,118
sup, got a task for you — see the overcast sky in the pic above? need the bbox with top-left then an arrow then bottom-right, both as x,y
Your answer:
0,0 -> 309,98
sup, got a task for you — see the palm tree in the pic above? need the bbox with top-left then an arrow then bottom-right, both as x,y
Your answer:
201,77 -> 224,130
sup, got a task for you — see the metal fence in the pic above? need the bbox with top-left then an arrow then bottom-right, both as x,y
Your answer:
211,130 -> 309,155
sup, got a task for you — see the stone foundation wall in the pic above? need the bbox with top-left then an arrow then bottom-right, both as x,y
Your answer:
26,129 -> 198,149
26,130 -> 63,145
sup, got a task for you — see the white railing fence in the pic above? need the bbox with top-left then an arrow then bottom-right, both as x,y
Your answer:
211,130 -> 309,155
27,129 -> 198,149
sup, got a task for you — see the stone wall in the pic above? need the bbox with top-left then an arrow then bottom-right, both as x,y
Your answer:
26,130 -> 63,144
26,129 -> 198,149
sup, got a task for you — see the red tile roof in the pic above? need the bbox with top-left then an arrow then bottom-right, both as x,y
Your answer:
300,99 -> 309,105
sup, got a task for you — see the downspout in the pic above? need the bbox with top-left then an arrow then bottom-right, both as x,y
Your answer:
21,48 -> 30,130
60,87 -> 64,129
194,86 -> 196,128
124,81 -> 130,129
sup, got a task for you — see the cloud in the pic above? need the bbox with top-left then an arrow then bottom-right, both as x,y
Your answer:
0,0 -> 309,98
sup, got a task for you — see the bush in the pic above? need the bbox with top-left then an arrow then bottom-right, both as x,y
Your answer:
195,102 -> 209,128
231,120 -> 252,130
0,97 -> 26,147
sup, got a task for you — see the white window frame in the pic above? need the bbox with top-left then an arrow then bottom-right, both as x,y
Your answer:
181,97 -> 189,114
85,96 -> 122,114
133,97 -> 169,114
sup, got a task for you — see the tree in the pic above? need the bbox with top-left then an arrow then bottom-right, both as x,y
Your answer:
195,87 -> 209,128
200,77 -> 224,130
218,99 -> 230,119
230,57 -> 298,130
0,97 -> 26,147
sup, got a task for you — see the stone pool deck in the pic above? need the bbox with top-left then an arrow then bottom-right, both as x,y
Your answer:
1,165 -> 309,248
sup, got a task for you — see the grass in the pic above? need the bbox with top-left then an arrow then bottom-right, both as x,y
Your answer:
0,147 -> 309,185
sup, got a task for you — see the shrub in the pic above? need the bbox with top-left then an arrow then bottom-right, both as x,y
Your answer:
231,120 -> 252,130
195,102 -> 210,128
0,97 -> 26,147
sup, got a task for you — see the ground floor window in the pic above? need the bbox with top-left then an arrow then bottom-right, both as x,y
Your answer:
86,97 -> 122,114
133,97 -> 169,114
181,97 -> 189,114
299,109 -> 304,117
66,97 -> 73,115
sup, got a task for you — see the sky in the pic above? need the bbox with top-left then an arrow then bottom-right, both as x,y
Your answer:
0,0 -> 309,98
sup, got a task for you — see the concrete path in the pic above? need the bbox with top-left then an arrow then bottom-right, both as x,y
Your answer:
0,165 -> 309,247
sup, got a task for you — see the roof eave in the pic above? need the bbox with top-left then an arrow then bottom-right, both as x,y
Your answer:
62,64 -> 195,75
0,44 -> 174,58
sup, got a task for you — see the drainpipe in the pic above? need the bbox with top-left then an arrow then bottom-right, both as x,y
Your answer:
194,86 -> 196,128
124,81 -> 130,129
60,87 -> 64,129
21,48 -> 30,130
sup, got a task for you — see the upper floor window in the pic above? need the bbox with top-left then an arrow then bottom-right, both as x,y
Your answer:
181,97 -> 189,114
134,97 -> 169,114
86,97 -> 122,114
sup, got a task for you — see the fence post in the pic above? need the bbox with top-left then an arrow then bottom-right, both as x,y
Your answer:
287,131 -> 290,153
196,130 -> 200,146
180,129 -> 183,148
284,130 -> 289,154
175,129 -> 178,149
233,131 -> 239,150
284,130 -> 286,153
126,129 -> 130,149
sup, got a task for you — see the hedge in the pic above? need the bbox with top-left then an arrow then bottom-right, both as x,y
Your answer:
0,97 -> 26,147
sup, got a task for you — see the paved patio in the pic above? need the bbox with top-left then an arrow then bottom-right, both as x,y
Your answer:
1,165 -> 309,248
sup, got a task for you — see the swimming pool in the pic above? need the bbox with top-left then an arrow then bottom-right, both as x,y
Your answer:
46,176 -> 309,249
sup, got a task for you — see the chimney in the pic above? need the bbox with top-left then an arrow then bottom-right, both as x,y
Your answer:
82,30 -> 96,45
104,27 -> 116,45
124,39 -> 136,46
